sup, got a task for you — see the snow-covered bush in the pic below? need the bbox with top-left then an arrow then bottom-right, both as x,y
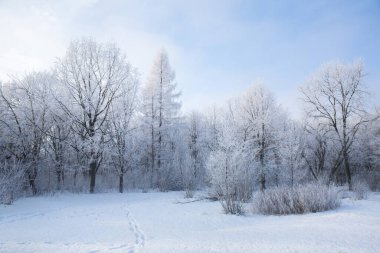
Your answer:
0,161 -> 24,205
219,188 -> 245,215
252,183 -> 340,215
185,188 -> 194,198
206,118 -> 246,214
208,148 -> 248,215
367,173 -> 380,191
207,142 -> 251,215
352,180 -> 370,200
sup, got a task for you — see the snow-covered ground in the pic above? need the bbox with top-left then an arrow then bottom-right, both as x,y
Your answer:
0,191 -> 379,253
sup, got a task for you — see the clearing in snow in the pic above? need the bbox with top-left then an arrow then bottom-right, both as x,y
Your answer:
0,191 -> 379,253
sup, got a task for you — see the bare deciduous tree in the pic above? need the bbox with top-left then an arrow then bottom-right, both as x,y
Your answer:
0,72 -> 51,194
239,84 -> 281,191
56,38 -> 131,193
301,61 -> 367,190
108,68 -> 139,193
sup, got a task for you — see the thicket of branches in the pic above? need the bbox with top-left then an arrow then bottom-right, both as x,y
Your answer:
0,38 -> 379,208
252,183 -> 341,215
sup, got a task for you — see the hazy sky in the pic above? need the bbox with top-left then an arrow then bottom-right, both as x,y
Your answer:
0,0 -> 379,117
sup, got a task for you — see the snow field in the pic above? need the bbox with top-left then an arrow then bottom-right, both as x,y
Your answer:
1,191 -> 380,253
0,194 -> 138,253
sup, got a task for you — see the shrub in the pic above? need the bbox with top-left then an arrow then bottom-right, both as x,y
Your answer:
220,193 -> 245,215
210,185 -> 245,215
252,183 -> 340,215
0,161 -> 24,205
184,188 -> 194,198
367,173 -> 380,191
352,180 -> 370,200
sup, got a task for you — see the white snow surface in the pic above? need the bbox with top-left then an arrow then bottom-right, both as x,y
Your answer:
0,191 -> 379,253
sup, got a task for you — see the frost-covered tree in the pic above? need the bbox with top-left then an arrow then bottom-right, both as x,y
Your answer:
0,156 -> 24,204
56,38 -> 132,193
301,61 -> 368,190
278,120 -> 305,186
301,124 -> 330,182
207,103 -> 248,213
239,84 -> 282,191
42,75 -> 72,191
0,72 -> 51,194
208,83 -> 286,210
140,49 -> 181,190
183,111 -> 208,193
45,112 -> 71,191
108,68 -> 139,193
351,115 -> 380,189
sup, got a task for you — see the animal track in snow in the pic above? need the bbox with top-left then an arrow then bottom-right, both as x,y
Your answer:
125,207 -> 145,253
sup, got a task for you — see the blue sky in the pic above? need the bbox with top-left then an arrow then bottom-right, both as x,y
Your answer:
0,0 -> 379,117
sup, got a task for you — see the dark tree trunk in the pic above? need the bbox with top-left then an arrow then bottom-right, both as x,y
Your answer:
29,176 -> 37,195
290,166 -> 294,187
73,171 -> 77,187
56,163 -> 64,191
119,174 -> 124,193
89,160 -> 97,193
343,150 -> 352,190
259,123 -> 266,192
57,171 -> 62,191
328,149 -> 344,185
27,166 -> 38,195
260,173 -> 266,191
150,124 -> 155,188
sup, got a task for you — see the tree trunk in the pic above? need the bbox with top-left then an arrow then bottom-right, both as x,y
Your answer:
56,163 -> 64,191
343,150 -> 352,190
328,150 -> 344,185
57,170 -> 62,191
119,173 -> 124,193
150,124 -> 155,188
29,176 -> 37,195
290,166 -> 294,187
89,160 -> 97,193
259,123 -> 266,192
260,173 -> 266,191
27,166 -> 38,195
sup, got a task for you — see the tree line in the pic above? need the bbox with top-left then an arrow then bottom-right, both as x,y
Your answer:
0,38 -> 379,204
